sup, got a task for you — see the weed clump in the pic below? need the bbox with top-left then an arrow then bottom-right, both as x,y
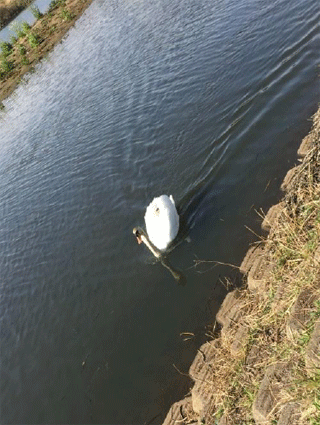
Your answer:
0,42 -> 13,57
27,32 -> 41,48
9,35 -> 18,46
1,58 -> 14,74
17,43 -> 27,56
21,55 -> 29,66
21,22 -> 31,34
60,7 -> 73,21
10,21 -> 31,38
30,5 -> 43,19
48,0 -> 66,11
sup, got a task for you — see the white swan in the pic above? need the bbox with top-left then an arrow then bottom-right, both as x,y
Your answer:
133,195 -> 179,256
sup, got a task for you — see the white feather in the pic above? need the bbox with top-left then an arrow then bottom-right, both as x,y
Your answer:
144,195 -> 179,252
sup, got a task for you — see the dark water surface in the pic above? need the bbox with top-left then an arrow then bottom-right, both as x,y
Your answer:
0,0 -> 319,422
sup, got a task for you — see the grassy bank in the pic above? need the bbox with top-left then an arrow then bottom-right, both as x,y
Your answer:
219,111 -> 320,424
164,108 -> 320,425
0,0 -> 93,105
207,109 -> 319,424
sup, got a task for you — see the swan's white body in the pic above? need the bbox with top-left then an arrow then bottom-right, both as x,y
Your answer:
144,195 -> 179,252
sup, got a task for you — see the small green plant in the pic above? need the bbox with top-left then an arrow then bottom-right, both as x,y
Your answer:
0,42 -> 13,57
17,43 -> 27,55
11,21 -> 31,38
9,35 -> 18,45
30,5 -> 43,19
60,7 -> 73,21
49,25 -> 57,35
28,33 -> 40,48
21,22 -> 31,35
10,22 -> 24,38
1,58 -> 14,73
49,0 -> 65,11
21,55 -> 29,66
313,300 -> 320,316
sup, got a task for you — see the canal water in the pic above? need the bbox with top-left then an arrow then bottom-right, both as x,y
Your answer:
0,0 -> 319,422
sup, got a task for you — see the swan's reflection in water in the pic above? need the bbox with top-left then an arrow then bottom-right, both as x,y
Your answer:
160,256 -> 186,286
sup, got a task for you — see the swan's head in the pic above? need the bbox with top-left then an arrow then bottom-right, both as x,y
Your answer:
133,226 -> 144,245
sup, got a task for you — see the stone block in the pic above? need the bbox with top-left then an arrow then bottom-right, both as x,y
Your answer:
280,166 -> 301,192
245,345 -> 261,368
286,289 -> 318,340
240,245 -> 261,275
305,319 -> 320,377
271,282 -> 287,314
191,366 -> 214,418
252,363 -> 285,424
261,202 -> 284,232
278,402 -> 301,425
247,252 -> 270,295
189,340 -> 218,380
230,322 -> 249,357
216,290 -> 243,329
162,397 -> 193,425
297,134 -> 314,157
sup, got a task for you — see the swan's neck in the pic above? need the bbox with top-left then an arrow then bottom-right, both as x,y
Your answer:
141,234 -> 162,258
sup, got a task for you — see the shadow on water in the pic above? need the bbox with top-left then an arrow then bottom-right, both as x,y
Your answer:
176,173 -> 216,241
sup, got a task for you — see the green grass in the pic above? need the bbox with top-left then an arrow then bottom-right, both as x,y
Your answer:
21,22 -> 31,34
17,43 -> 27,55
60,7 -> 74,21
0,42 -> 13,57
9,35 -> 18,46
27,32 -> 41,48
10,21 -> 31,38
1,58 -> 14,73
30,5 -> 43,19
48,25 -> 57,35
21,55 -> 29,66
48,0 -> 66,11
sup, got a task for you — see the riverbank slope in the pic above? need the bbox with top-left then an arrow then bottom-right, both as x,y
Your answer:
0,0 -> 93,104
164,107 -> 320,424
